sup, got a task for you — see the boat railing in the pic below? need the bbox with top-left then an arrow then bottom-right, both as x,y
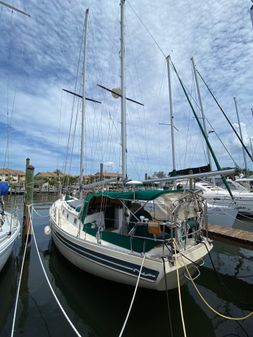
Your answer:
0,211 -> 19,234
128,219 -> 203,254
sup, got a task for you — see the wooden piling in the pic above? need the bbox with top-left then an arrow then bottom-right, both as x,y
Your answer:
23,158 -> 34,242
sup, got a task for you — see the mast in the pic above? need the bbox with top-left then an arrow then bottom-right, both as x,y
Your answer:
250,137 -> 253,158
233,97 -> 247,175
166,55 -> 176,172
0,1 -> 30,16
120,0 -> 127,182
79,8 -> 89,190
191,57 -> 212,171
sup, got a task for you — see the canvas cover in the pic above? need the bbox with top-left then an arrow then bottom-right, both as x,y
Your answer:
145,192 -> 202,221
79,190 -> 184,222
78,189 -> 200,223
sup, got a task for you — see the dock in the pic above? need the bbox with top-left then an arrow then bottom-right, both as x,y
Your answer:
207,224 -> 253,251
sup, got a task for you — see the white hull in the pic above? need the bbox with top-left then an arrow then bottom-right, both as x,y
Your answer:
192,181 -> 253,216
207,204 -> 238,227
205,194 -> 253,216
50,198 -> 212,291
0,212 -> 20,272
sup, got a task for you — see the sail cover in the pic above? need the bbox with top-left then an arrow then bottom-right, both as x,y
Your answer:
145,192 -> 203,221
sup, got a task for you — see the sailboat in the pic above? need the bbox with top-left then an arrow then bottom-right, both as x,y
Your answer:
156,56 -> 238,227
0,182 -> 20,272
0,1 -> 27,273
49,1 -> 213,291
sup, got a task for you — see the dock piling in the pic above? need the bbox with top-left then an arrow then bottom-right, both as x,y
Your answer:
23,158 -> 34,243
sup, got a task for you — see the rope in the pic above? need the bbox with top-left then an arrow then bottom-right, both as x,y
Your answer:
201,241 -> 253,309
118,254 -> 146,337
31,207 -> 82,337
32,207 -> 50,218
174,240 -> 253,321
173,241 -> 187,337
10,205 -> 32,337
162,257 -> 174,337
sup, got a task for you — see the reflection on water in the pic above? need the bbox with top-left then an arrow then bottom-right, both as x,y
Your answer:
0,254 -> 19,336
0,194 -> 253,337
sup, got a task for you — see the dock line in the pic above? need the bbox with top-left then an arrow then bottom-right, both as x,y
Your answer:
32,206 -> 50,218
10,204 -> 32,337
174,240 -> 253,321
31,206 -> 82,337
173,240 -> 187,337
118,254 -> 146,337
162,256 -> 174,337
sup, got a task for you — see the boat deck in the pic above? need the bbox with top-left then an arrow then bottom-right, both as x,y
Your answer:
207,224 -> 253,251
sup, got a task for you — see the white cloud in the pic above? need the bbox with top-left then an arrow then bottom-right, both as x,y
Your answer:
0,0 -> 252,178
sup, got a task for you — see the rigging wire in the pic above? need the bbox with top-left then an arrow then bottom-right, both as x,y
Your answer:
56,89 -> 64,172
204,118 -> 240,168
88,7 -> 120,175
127,1 -> 166,58
169,58 -> 234,199
63,18 -> 84,176
126,2 -> 242,172
196,69 -> 253,163
2,7 -> 28,169
68,97 -> 81,174
182,63 -> 238,169
190,64 -> 209,166
177,66 -> 239,170
3,9 -> 14,168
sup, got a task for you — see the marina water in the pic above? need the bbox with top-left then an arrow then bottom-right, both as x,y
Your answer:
0,194 -> 253,337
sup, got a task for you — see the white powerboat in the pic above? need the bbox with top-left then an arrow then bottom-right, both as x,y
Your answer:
194,180 -> 253,216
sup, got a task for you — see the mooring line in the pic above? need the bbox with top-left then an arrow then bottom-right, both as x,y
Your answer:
32,206 -> 50,218
162,257 -> 174,337
10,204 -> 32,337
118,254 -> 146,337
31,207 -> 82,337
174,240 -> 253,321
173,241 -> 187,337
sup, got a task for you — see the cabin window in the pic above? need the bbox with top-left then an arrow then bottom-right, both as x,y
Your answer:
74,218 -> 77,224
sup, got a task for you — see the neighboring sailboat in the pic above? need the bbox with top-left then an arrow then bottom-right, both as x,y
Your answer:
49,1 -> 213,291
0,182 -> 20,272
161,56 -> 238,226
0,2 -> 27,273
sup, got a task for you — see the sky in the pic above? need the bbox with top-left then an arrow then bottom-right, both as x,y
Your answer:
0,0 -> 253,180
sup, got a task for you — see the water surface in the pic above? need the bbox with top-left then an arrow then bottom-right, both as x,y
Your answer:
1,194 -> 253,337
